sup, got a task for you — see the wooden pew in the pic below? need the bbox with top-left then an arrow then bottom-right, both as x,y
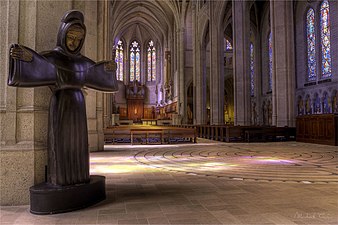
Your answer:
275,127 -> 296,141
130,128 -> 164,145
188,124 -> 297,143
104,125 -> 197,145
104,127 -> 131,144
163,127 -> 197,144
244,127 -> 265,142
224,126 -> 249,142
244,126 -> 296,142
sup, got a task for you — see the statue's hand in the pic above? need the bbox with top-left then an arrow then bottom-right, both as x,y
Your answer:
104,60 -> 117,72
10,44 -> 33,62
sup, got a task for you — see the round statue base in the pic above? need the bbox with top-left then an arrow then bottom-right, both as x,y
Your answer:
29,175 -> 106,215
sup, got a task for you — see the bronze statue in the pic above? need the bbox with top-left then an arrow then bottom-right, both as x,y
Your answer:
8,10 -> 117,187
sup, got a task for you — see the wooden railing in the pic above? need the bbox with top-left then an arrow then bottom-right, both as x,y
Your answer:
162,124 -> 296,143
296,114 -> 338,146
104,124 -> 298,145
104,125 -> 196,145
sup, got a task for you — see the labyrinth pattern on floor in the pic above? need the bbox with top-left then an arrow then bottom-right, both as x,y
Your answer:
134,142 -> 338,184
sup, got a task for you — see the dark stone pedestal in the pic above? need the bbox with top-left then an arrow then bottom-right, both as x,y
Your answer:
29,175 -> 106,215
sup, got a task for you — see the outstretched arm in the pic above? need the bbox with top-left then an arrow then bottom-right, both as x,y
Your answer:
85,60 -> 118,92
8,44 -> 56,87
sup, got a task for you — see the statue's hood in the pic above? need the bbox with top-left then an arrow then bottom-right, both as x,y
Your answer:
56,10 -> 86,56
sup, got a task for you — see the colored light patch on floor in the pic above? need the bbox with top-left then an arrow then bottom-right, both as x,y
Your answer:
90,156 -> 136,163
133,143 -> 338,183
240,156 -> 296,164
90,156 -> 159,174
185,162 -> 237,171
3,141 -> 338,225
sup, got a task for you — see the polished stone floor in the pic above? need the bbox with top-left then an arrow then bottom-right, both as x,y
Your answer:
1,139 -> 338,225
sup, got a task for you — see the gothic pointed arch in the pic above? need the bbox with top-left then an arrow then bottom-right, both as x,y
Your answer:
200,20 -> 210,124
250,42 -> 255,97
147,40 -> 156,82
306,7 -> 317,82
268,31 -> 273,91
115,40 -> 124,81
129,40 -> 141,82
249,19 -> 258,98
320,0 -> 331,79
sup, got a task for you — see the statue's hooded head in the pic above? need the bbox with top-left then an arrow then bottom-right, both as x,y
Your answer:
57,10 -> 86,55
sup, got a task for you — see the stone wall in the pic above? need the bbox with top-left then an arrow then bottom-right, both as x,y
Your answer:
0,0 -> 104,205
295,0 -> 338,115
0,0 -> 69,206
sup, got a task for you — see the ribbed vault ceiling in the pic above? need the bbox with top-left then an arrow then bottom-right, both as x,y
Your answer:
110,0 -> 178,46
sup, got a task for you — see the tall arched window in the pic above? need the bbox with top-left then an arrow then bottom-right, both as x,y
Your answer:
115,40 -> 123,81
307,8 -> 317,81
250,42 -> 254,96
130,40 -> 140,81
147,40 -> 156,82
320,0 -> 331,79
268,32 -> 273,91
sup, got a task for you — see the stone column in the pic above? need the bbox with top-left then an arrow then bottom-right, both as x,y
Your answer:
0,0 -> 72,205
96,0 -> 111,151
77,0 -> 105,152
232,0 -> 251,125
102,0 -> 111,128
178,28 -> 186,123
125,41 -> 130,84
192,5 -> 206,125
270,0 -> 296,127
164,49 -> 171,102
73,0 -> 105,152
164,49 -> 170,85
209,2 -> 224,125
173,28 -> 178,101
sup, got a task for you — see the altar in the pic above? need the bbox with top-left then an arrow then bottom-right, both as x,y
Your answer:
141,119 -> 157,125
126,80 -> 145,122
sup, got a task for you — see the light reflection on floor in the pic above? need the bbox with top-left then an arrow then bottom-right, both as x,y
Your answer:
90,156 -> 159,174
90,156 -> 237,174
103,142 -> 218,150
90,153 -> 301,174
3,141 -> 338,225
240,156 -> 296,164
91,142 -> 338,183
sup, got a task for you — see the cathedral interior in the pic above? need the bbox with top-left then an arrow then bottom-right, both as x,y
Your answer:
0,0 -> 337,224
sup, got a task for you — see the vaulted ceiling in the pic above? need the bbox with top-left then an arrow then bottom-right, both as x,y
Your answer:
110,0 -> 181,48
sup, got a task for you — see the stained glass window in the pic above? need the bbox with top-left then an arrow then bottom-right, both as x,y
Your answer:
136,50 -> 140,81
152,48 -> 156,81
130,41 -> 140,81
307,8 -> 317,81
147,48 -> 151,81
268,32 -> 273,91
115,40 -> 123,81
250,43 -> 254,96
320,0 -> 331,79
130,52 -> 135,81
147,40 -> 156,82
226,39 -> 233,50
